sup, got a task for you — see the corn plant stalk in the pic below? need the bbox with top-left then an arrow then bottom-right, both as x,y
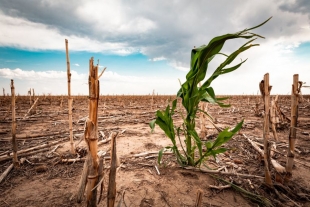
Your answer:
84,57 -> 101,207
32,88 -> 36,114
60,96 -> 63,108
261,73 -> 273,186
0,163 -> 14,184
97,157 -> 104,204
151,17 -> 271,167
285,74 -> 299,182
77,154 -> 90,203
65,39 -> 75,154
11,79 -> 18,166
23,97 -> 39,119
107,132 -> 119,207
28,88 -> 32,105
270,98 -> 278,141
199,83 -> 207,138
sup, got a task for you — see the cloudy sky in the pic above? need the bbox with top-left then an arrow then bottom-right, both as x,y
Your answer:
0,0 -> 309,95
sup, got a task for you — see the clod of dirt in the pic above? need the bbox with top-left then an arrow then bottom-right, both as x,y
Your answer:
179,171 -> 199,179
144,142 -> 161,150
35,165 -> 48,173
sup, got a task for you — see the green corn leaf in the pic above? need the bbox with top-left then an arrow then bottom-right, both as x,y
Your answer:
200,87 -> 231,108
165,104 -> 170,118
149,119 -> 156,133
212,120 -> 244,148
231,119 -> 244,133
155,117 -> 172,139
221,60 -> 247,75
189,130 -> 203,158
205,141 -> 213,150
201,94 -> 217,104
197,18 -> 271,90
216,97 -> 230,101
212,129 -> 233,148
244,16 -> 272,32
171,99 -> 177,115
216,101 -> 231,108
208,148 -> 228,159
203,46 -> 257,89
158,148 -> 164,165
217,52 -> 229,57
206,87 -> 216,99
211,148 -> 227,154
156,110 -> 167,124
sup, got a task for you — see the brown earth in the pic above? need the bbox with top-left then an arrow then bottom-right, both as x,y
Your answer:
0,95 -> 310,207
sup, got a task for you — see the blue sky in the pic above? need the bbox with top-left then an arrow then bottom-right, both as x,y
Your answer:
0,47 -> 186,95
0,0 -> 309,95
0,47 -> 181,76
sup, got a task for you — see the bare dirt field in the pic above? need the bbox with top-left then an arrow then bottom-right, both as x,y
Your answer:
0,94 -> 310,207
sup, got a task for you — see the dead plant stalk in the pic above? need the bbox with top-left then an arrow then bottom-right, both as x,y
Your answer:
11,79 -> 18,166
65,39 -> 75,154
285,74 -> 300,182
79,57 -> 106,207
23,97 -> 39,119
261,73 -> 272,186
107,132 -> 119,207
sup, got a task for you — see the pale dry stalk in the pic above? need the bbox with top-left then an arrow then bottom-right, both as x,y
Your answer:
270,98 -> 278,141
242,134 -> 286,181
0,164 -> 14,184
32,88 -> 36,114
77,154 -> 90,203
28,88 -> 32,105
11,79 -> 18,166
65,39 -> 75,154
260,73 -> 273,186
23,97 -> 39,119
285,74 -> 300,182
82,57 -> 106,207
60,96 -> 63,108
107,132 -> 119,207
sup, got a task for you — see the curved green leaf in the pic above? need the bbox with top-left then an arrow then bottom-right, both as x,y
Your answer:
158,148 -> 164,165
149,119 -> 156,133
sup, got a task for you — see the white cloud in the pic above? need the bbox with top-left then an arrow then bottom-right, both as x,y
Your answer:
168,61 -> 189,72
0,68 -> 180,95
0,68 -> 86,80
74,63 -> 80,67
148,56 -> 166,61
75,0 -> 157,35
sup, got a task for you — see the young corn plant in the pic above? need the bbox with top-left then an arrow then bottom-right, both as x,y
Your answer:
150,18 -> 271,167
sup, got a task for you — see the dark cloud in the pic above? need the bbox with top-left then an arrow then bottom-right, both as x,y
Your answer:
279,0 -> 310,15
0,0 -> 89,36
